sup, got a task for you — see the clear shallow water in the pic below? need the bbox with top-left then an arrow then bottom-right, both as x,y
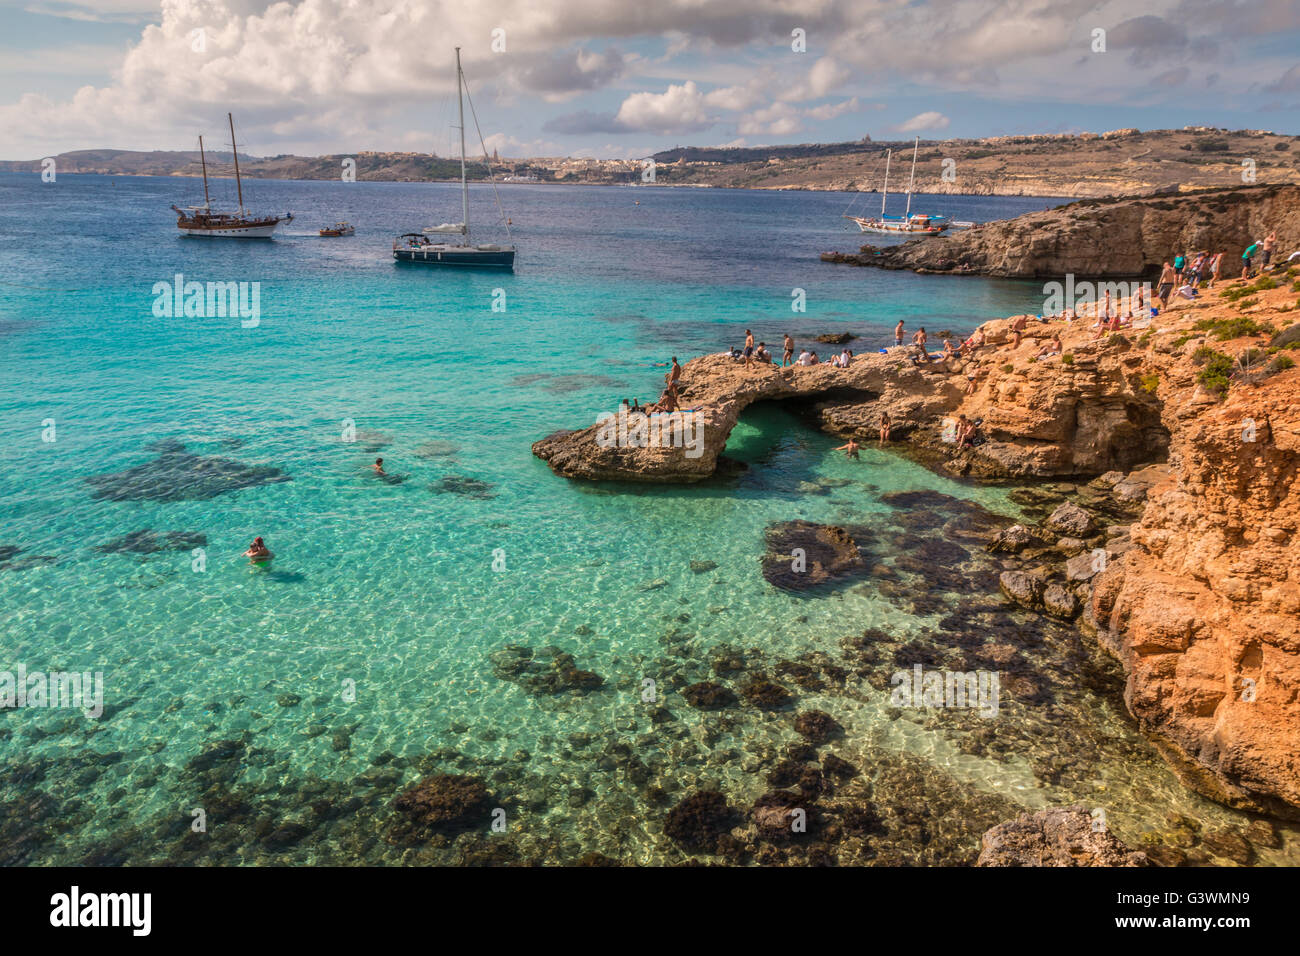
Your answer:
1,174 -> 1293,865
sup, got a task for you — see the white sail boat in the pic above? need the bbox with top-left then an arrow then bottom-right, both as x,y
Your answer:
394,47 -> 516,269
171,114 -> 293,238
844,137 -> 949,236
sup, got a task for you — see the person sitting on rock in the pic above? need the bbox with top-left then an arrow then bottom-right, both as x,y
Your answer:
954,415 -> 974,450
796,349 -> 812,366
1037,334 -> 1062,358
879,412 -> 892,444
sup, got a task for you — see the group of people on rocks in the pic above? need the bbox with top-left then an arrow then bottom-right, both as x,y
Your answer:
730,329 -> 858,369
1155,232 -> 1280,309
620,356 -> 685,417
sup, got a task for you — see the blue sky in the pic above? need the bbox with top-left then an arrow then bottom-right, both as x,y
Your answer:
1,0 -> 1297,159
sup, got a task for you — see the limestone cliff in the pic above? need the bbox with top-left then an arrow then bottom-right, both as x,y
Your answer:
532,270 -> 1300,819
822,184 -> 1300,278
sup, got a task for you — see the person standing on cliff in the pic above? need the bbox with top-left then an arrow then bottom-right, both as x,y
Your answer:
1261,232 -> 1277,271
782,334 -> 794,366
895,320 -> 905,347
743,329 -> 755,367
1207,252 -> 1223,287
668,356 -> 681,388
1242,240 -> 1260,279
1157,262 -> 1176,308
912,326 -> 929,362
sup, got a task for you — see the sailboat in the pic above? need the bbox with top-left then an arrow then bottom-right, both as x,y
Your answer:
171,114 -> 293,238
393,47 -> 515,269
844,137 -> 948,236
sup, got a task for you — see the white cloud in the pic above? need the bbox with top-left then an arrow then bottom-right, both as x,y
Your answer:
738,101 -> 802,137
613,81 -> 716,134
897,111 -> 950,132
777,57 -> 850,102
807,97 -> 859,121
1,0 -> 1296,156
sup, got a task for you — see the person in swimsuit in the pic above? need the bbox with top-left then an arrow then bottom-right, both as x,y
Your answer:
243,537 -> 271,560
879,412 -> 891,444
912,327 -> 929,362
1208,252 -> 1223,288
1262,232 -> 1276,270
782,334 -> 794,367
743,329 -> 755,367
835,437 -> 860,460
895,320 -> 905,346
1157,262 -> 1176,308
373,458 -> 385,475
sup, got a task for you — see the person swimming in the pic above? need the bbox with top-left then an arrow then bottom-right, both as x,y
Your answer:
373,457 -> 385,475
243,536 -> 272,561
835,437 -> 860,460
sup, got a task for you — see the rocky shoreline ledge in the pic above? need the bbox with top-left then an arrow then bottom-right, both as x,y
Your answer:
534,272 -> 1300,840
820,184 -> 1298,279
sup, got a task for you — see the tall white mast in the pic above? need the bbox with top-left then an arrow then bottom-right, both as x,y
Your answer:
456,46 -> 468,243
905,136 -> 919,218
881,149 -> 891,217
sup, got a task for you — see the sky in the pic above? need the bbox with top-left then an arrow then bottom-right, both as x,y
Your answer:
1,0 -> 1297,160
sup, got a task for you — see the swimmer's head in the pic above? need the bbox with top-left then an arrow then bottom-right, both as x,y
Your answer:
375,458 -> 383,465
253,537 -> 264,545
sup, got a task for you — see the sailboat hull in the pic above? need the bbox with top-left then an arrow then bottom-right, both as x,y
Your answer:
393,246 -> 515,268
177,219 -> 288,238
847,216 -> 946,236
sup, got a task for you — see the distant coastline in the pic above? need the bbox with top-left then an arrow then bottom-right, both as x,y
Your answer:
7,126 -> 1297,200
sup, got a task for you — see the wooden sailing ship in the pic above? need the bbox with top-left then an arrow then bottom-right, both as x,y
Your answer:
171,114 -> 293,238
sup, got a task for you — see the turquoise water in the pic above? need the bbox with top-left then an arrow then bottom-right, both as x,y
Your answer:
1,174 -> 1292,865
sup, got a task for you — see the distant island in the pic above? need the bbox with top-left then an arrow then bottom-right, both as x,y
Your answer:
4,127 -> 1297,199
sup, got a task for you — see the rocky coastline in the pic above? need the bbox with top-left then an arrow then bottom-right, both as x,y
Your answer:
533,268 -> 1300,848
820,184 -> 1299,279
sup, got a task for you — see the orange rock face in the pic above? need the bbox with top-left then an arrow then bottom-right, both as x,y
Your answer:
1096,367 -> 1300,818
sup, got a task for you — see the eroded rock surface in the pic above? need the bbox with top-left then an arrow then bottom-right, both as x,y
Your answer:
976,806 -> 1148,866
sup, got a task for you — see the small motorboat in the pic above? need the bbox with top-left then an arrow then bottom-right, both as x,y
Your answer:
320,221 -> 355,237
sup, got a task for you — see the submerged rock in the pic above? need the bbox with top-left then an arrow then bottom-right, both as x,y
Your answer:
489,644 -> 604,696
86,444 -> 290,502
753,789 -> 816,841
793,710 -> 843,744
976,807 -> 1148,867
430,475 -> 497,499
392,774 -> 493,832
0,545 -> 56,572
664,791 -> 737,851
761,521 -> 865,591
95,530 -> 207,554
681,682 -> 738,710
740,677 -> 792,710
413,440 -> 461,458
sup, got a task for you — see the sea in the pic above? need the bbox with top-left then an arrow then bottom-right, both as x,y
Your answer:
0,173 -> 1292,865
